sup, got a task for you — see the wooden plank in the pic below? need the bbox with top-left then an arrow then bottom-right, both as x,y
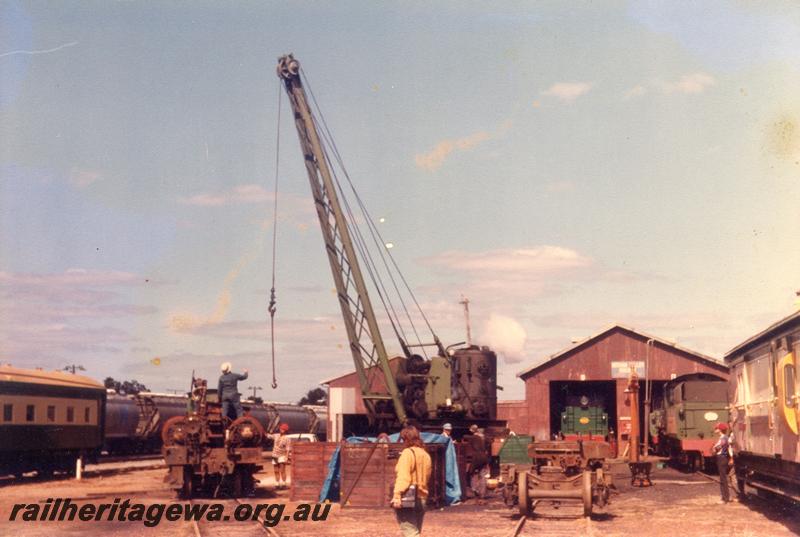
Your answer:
290,441 -> 338,501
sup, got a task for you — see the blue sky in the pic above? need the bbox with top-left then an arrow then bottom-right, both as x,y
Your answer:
1,1 -> 799,401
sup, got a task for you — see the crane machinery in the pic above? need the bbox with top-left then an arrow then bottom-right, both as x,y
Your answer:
276,54 -> 500,435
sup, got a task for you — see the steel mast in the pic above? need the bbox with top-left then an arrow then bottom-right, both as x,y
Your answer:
276,54 -> 407,426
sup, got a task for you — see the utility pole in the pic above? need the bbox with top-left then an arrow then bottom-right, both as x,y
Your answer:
63,364 -> 85,375
248,386 -> 263,400
459,295 -> 472,346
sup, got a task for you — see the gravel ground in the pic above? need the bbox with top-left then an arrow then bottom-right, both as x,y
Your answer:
0,461 -> 797,536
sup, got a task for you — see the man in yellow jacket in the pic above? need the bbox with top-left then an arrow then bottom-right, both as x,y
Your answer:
392,425 -> 432,537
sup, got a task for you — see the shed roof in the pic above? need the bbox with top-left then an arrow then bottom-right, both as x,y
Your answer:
319,356 -> 403,385
723,310 -> 800,361
517,324 -> 724,380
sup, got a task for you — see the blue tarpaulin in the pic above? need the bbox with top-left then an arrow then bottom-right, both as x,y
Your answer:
318,432 -> 462,505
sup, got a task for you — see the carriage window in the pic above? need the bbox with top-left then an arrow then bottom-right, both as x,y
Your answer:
84,407 -> 91,423
26,405 -> 35,422
786,365 -> 797,407
746,356 -> 772,401
66,406 -> 74,423
47,406 -> 55,422
3,404 -> 11,422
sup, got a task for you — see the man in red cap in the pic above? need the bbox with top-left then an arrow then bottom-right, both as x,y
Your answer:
269,423 -> 292,489
712,423 -> 732,503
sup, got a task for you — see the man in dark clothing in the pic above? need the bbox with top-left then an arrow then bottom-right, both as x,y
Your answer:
712,423 -> 732,503
218,362 -> 248,421
464,424 -> 489,502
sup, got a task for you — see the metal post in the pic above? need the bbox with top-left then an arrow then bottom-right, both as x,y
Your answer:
459,296 -> 472,346
643,339 -> 654,456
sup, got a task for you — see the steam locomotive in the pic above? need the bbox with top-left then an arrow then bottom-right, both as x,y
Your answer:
649,373 -> 729,471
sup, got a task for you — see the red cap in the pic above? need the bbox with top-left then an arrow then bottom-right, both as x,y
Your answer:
715,423 -> 729,432
279,423 -> 290,432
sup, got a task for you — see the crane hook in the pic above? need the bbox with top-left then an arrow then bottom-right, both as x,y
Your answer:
269,287 -> 278,389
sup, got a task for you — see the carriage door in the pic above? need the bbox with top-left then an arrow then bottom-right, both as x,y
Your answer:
777,350 -> 799,435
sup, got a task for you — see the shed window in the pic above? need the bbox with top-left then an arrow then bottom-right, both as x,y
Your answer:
3,404 -> 12,422
66,406 -> 74,423
47,406 -> 55,422
26,405 -> 35,422
84,407 -> 91,423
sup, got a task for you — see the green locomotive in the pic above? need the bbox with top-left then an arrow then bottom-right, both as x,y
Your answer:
560,395 -> 609,441
649,373 -> 728,471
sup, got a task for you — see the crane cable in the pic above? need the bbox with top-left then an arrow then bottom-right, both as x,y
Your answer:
268,82 -> 282,389
302,69 -> 435,357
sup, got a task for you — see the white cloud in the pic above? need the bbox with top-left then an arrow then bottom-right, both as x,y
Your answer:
624,85 -> 647,99
69,168 -> 102,188
544,180 -> 576,193
541,82 -> 593,103
414,131 -> 491,171
662,72 -> 716,94
179,184 -> 274,206
481,314 -> 527,364
423,246 -> 593,275
0,269 -> 158,363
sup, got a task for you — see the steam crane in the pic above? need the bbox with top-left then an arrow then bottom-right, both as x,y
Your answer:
276,54 -> 500,434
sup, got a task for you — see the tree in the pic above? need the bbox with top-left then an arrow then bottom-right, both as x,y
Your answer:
103,377 -> 148,395
298,387 -> 327,406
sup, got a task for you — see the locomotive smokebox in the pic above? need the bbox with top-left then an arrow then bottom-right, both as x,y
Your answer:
450,346 -> 498,421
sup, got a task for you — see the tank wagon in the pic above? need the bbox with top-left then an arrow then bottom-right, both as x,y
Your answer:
162,377 -> 264,498
271,403 -> 318,434
106,394 -> 314,454
0,365 -> 106,477
649,373 -> 729,471
560,395 -> 609,441
725,311 -> 800,502
105,393 -> 189,453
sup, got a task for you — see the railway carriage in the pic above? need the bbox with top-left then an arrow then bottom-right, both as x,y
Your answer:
725,311 -> 800,502
0,365 -> 106,476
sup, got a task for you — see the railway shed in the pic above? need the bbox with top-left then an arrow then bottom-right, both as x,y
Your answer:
321,357 -> 404,442
517,325 -> 729,448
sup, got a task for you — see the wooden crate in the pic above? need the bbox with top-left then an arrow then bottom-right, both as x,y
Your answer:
290,442 -> 338,501
340,443 -> 447,508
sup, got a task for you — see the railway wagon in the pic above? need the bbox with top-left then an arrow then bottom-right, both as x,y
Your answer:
104,393 -> 139,453
725,311 -> 800,502
0,365 -> 106,476
649,373 -> 728,471
105,392 -> 190,453
163,378 -> 264,498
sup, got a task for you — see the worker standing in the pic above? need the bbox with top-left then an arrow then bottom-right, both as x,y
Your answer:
464,424 -> 489,504
269,423 -> 292,489
217,362 -> 248,420
392,425 -> 432,537
712,423 -> 733,503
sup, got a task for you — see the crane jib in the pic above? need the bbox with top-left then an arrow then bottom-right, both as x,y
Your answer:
276,54 -> 407,426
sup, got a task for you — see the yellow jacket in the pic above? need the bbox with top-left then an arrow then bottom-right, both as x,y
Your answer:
392,446 -> 432,502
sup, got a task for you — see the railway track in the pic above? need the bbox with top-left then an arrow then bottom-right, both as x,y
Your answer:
187,498 -> 282,537
99,453 -> 164,464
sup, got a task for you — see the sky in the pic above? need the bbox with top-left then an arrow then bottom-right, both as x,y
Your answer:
1,1 -> 799,402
